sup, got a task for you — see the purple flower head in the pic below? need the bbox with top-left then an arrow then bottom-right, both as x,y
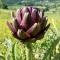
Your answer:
7,7 -> 49,41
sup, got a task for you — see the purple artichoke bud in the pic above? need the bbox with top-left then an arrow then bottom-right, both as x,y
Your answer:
20,12 -> 30,30
11,11 -> 16,20
39,10 -> 44,19
31,8 -> 40,24
7,7 -> 49,40
17,29 -> 30,39
28,6 -> 32,13
21,7 -> 29,17
31,8 -> 38,23
16,8 -> 22,25
27,22 -> 41,36
41,16 -> 48,30
13,19 -> 20,30
7,21 -> 17,34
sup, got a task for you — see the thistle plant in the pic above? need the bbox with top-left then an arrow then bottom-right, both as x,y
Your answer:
7,7 -> 49,41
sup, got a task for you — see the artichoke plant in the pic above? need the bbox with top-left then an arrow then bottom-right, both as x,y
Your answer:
7,7 -> 49,41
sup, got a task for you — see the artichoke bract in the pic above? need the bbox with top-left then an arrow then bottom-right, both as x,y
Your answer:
7,7 -> 48,40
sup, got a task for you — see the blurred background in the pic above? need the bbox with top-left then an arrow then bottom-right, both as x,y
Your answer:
0,0 -> 60,60
0,0 -> 60,11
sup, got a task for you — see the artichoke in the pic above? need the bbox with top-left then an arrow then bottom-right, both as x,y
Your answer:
7,7 -> 49,40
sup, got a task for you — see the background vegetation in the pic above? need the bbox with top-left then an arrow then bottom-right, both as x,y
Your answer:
0,0 -> 60,60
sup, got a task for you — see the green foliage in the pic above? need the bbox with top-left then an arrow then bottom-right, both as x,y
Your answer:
45,5 -> 49,11
2,4 -> 8,9
0,0 -> 8,9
